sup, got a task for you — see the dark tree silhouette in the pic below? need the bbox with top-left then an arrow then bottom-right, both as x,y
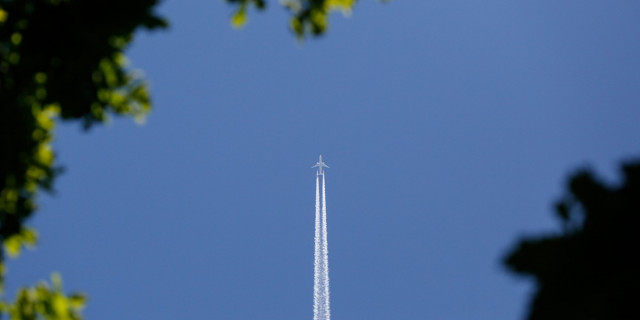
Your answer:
505,161 -> 640,320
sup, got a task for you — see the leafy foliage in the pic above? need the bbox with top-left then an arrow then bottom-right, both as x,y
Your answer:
0,273 -> 86,320
1,0 -> 166,318
504,161 -> 640,319
0,0 -> 166,256
226,0 -> 360,38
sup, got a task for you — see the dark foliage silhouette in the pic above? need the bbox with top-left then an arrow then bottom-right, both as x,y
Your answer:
505,161 -> 640,320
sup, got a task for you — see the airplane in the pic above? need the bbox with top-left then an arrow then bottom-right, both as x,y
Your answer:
312,154 -> 329,175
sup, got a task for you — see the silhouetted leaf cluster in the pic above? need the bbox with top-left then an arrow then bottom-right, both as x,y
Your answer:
505,161 -> 640,319
0,0 -> 165,266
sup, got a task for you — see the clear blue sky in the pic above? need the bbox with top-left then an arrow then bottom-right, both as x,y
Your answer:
6,1 -> 640,319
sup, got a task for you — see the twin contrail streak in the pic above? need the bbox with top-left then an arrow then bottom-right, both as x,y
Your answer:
314,172 -> 330,320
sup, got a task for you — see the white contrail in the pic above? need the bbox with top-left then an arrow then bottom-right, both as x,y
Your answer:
314,173 -> 330,320
314,175 -> 321,320
321,173 -> 330,320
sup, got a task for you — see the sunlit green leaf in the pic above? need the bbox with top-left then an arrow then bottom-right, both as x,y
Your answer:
231,9 -> 247,28
2,228 -> 38,258
3,236 -> 21,258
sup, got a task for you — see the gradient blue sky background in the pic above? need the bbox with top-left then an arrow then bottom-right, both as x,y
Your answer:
6,1 -> 640,319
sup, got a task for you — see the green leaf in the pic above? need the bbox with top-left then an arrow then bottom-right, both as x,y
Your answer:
231,9 -> 247,28
2,228 -> 38,258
